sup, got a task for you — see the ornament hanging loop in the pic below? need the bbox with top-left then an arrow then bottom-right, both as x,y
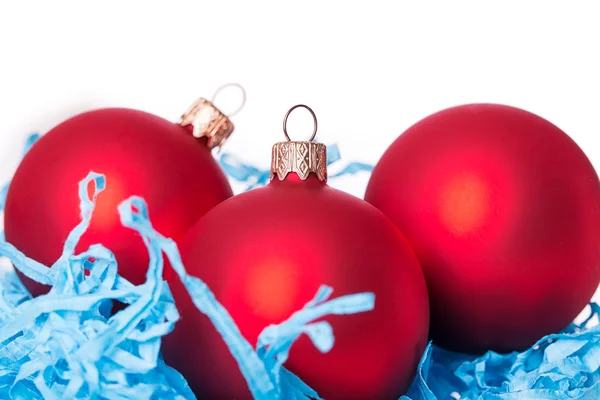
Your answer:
283,104 -> 318,142
211,83 -> 247,117
272,104 -> 326,182
180,83 -> 246,150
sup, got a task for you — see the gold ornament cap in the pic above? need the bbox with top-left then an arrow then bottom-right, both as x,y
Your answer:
179,84 -> 246,150
271,105 -> 328,182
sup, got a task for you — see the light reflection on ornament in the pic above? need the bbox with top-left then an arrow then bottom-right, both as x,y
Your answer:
245,257 -> 298,320
439,172 -> 491,235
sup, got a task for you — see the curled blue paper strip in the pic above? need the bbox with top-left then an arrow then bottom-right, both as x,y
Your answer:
218,144 -> 373,190
256,285 -> 375,399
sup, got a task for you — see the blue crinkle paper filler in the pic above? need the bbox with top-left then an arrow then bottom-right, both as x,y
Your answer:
0,135 -> 375,399
403,304 -> 600,400
0,134 -> 598,399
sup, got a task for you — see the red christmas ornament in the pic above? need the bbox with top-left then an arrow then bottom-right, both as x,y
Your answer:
163,105 -> 429,399
5,93 -> 239,296
365,103 -> 600,353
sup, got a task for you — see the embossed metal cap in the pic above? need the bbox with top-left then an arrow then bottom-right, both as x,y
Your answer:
270,105 -> 328,182
179,84 -> 246,150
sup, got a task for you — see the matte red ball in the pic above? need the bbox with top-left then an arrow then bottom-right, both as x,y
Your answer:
164,174 -> 429,399
5,108 -> 232,294
365,104 -> 600,353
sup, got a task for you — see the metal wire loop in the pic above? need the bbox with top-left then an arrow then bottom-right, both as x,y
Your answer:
283,104 -> 318,142
211,83 -> 246,117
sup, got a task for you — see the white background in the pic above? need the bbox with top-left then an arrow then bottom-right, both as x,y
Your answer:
0,1 -> 599,302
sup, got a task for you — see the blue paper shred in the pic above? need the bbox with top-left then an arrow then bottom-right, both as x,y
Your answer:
0,136 -> 376,399
404,303 -> 600,400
